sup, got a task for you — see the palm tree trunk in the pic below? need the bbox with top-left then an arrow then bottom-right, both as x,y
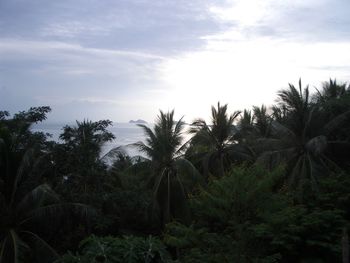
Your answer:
166,172 -> 171,223
160,171 -> 171,229
343,227 -> 349,263
218,152 -> 224,177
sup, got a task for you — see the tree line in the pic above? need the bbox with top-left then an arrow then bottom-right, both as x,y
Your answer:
1,79 -> 350,262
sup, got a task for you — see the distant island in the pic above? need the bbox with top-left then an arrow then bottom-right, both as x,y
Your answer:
129,119 -> 147,124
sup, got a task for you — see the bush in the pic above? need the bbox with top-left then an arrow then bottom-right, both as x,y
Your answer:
56,235 -> 172,263
164,166 -> 346,262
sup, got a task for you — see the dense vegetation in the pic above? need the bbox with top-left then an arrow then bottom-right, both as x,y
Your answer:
1,79 -> 350,262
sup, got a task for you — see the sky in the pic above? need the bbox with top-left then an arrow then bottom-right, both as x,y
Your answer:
1,0 -> 350,123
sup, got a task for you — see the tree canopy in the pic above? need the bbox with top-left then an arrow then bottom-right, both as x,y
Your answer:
1,78 -> 350,262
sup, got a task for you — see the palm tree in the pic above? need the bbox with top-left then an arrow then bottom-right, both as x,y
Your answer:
252,105 -> 272,138
55,119 -> 115,194
314,79 -> 350,144
134,110 -> 201,226
59,119 -> 115,167
236,105 -> 272,145
0,106 -> 52,152
0,149 -> 90,263
236,109 -> 254,143
315,79 -> 348,104
189,102 -> 250,178
258,79 -> 350,196
0,110 -> 90,263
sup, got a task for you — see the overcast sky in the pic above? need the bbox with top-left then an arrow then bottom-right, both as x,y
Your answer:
1,0 -> 350,123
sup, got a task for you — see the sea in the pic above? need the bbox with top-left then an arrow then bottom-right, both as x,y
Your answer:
32,122 -> 148,157
32,122 -> 192,158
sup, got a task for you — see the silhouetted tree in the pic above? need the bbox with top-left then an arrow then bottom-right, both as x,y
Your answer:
135,110 -> 201,226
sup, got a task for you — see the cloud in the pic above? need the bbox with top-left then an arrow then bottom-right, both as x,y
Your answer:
157,37 -> 350,122
0,39 -> 165,60
0,33 -> 195,121
0,38 -> 165,85
40,22 -> 113,39
208,0 -> 350,42
0,0 -> 221,53
1,0 -> 350,123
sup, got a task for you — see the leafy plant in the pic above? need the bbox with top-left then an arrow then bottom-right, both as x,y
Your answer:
56,235 -> 172,263
165,166 -> 346,262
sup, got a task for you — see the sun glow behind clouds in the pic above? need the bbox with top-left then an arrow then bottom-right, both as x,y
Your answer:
1,0 -> 350,122
151,0 -> 350,121
159,38 -> 350,121
210,0 -> 269,26
209,0 -> 327,27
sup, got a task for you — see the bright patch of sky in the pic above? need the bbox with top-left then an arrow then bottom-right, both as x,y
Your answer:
0,0 -> 349,123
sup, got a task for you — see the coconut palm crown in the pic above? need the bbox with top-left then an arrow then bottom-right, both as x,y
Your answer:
258,79 -> 350,197
189,102 -> 247,177
134,110 -> 201,226
135,110 -> 185,169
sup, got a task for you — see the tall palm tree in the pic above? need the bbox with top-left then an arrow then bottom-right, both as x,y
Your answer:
134,110 -> 201,226
189,102 -> 249,178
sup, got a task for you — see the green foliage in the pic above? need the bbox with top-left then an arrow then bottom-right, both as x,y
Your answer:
1,78 -> 350,262
236,105 -> 272,145
0,108 -> 92,263
60,120 -> 114,153
165,166 -> 285,262
56,119 -> 115,177
52,119 -> 115,207
135,110 -> 201,226
56,235 -> 172,263
256,79 -> 350,197
95,188 -> 154,234
165,166 -> 347,262
0,106 -> 52,151
0,108 -> 59,263
188,102 -> 250,178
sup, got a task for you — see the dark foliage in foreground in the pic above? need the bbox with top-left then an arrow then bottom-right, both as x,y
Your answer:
1,78 -> 350,262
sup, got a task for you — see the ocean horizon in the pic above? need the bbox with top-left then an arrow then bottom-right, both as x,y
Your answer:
32,122 -> 192,158
32,122 -> 148,157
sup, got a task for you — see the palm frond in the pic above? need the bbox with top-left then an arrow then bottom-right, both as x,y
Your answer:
270,121 -> 296,139
16,184 -> 59,218
99,145 -> 127,162
305,135 -> 327,156
323,110 -> 350,135
175,158 -> 205,188
9,229 -> 29,263
0,237 -> 8,262
11,148 -> 36,204
21,231 -> 59,259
